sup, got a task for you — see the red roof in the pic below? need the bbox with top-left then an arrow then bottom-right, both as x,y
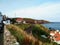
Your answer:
54,32 -> 60,41
50,31 -> 60,41
16,18 -> 23,21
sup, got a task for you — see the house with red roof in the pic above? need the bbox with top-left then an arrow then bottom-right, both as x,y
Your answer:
16,18 -> 23,23
16,18 -> 26,24
50,30 -> 60,44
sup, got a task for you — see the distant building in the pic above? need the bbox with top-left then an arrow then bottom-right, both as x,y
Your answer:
3,18 -> 11,25
16,18 -> 23,24
23,20 -> 26,24
6,18 -> 11,24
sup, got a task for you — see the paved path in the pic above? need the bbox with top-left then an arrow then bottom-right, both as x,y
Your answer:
4,26 -> 19,45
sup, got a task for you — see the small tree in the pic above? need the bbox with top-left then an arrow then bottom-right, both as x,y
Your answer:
11,18 -> 16,24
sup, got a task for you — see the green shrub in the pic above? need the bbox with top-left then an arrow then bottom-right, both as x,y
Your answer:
32,25 -> 50,43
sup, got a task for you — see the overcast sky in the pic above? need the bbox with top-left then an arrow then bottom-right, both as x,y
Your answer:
0,0 -> 60,22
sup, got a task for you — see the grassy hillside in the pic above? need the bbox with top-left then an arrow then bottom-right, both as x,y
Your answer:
16,24 -> 50,42
16,24 -> 49,33
6,24 -> 38,45
6,24 -> 57,45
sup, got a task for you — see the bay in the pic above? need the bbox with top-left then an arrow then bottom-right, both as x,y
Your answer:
42,22 -> 60,30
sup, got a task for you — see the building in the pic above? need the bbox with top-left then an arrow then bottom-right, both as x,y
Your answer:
16,18 -> 23,24
3,18 -> 11,25
50,30 -> 60,44
6,18 -> 11,24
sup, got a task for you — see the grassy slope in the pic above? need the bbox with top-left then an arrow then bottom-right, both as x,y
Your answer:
15,24 -> 50,43
6,24 -> 57,45
6,24 -> 39,45
16,24 -> 49,34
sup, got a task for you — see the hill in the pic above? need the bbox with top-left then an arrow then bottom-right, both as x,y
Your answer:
6,24 -> 57,45
11,18 -> 49,24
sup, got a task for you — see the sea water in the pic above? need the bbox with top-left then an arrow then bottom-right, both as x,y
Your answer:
42,22 -> 60,30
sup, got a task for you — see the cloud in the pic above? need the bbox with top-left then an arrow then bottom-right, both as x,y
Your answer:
9,2 -> 60,22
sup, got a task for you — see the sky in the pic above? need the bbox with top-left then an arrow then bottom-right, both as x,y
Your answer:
0,0 -> 60,22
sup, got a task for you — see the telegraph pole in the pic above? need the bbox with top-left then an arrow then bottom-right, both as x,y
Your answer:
15,13 -> 16,18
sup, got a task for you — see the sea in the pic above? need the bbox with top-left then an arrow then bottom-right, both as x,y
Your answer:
42,22 -> 60,30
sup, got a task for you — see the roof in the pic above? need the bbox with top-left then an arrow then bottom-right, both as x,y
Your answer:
16,18 -> 23,21
50,30 -> 60,41
54,32 -> 60,41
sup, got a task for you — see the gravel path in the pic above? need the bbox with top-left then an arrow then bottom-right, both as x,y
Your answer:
4,26 -> 19,45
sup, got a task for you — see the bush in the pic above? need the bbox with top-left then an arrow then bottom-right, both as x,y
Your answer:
32,25 -> 50,43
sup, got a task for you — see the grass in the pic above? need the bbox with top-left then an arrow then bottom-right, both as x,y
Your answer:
16,23 -> 31,30
32,24 -> 50,42
7,26 -> 24,45
6,24 -> 37,45
6,24 -> 58,45
16,24 -> 49,39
